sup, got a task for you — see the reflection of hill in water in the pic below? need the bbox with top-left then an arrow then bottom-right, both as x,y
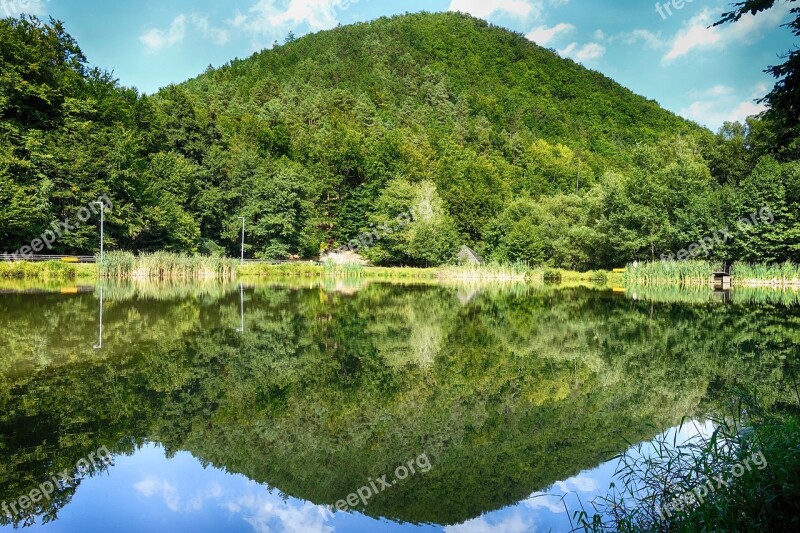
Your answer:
1,284 -> 799,526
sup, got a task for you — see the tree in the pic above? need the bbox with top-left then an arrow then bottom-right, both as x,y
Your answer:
715,1 -> 800,159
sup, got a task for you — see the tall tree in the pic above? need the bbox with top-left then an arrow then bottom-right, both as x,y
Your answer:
715,1 -> 800,159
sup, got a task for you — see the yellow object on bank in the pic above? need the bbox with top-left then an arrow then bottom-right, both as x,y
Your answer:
61,257 -> 80,263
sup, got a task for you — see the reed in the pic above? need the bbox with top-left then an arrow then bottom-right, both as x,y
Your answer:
98,252 -> 237,280
575,397 -> 800,532
732,261 -> 800,285
437,262 -> 530,281
624,260 -> 718,286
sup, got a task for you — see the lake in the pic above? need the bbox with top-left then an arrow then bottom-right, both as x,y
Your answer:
1,280 -> 798,532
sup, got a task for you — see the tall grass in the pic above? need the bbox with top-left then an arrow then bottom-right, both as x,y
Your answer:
732,261 -> 800,285
0,261 -> 92,280
437,262 -> 530,281
624,261 -> 718,286
99,252 -> 237,280
574,395 -> 800,532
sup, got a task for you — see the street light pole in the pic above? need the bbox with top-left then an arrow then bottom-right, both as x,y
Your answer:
92,201 -> 105,263
239,217 -> 246,265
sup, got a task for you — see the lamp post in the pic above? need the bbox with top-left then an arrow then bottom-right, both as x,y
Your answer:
92,201 -> 105,263
239,217 -> 246,265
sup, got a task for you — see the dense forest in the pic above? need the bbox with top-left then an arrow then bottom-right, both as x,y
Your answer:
1,12 -> 798,268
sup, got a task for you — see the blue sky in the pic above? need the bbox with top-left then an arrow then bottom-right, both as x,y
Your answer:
2,0 -> 796,131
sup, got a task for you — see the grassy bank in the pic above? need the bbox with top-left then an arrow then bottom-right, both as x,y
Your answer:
625,260 -> 800,287
0,261 -> 95,281
578,401 -> 800,532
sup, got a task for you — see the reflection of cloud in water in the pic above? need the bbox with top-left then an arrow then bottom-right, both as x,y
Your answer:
445,512 -> 535,533
133,475 -> 332,532
523,474 -> 603,515
555,474 -> 600,493
134,477 -> 181,511
524,493 -> 566,514
228,486 -> 333,533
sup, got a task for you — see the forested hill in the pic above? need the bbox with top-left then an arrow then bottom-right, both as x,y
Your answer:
2,14 -> 797,268
184,11 -> 703,170
174,11 -> 709,264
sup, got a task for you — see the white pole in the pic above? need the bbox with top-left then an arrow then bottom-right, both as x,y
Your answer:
93,201 -> 105,263
239,217 -> 246,265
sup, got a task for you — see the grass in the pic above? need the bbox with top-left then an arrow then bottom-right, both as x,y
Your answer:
624,260 -> 800,287
99,252 -> 237,280
624,261 -> 718,286
0,261 -> 94,280
437,262 -> 529,281
732,262 -> 800,285
572,395 -> 800,532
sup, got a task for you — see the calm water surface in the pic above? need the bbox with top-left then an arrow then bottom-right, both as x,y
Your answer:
1,281 -> 798,532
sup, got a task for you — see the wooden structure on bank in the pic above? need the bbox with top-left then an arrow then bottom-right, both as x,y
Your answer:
712,263 -> 732,289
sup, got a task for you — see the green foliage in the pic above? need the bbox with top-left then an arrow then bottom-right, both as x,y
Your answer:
1,13 -> 798,269
580,404 -> 800,532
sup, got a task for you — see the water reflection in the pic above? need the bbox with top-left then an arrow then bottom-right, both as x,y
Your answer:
0,281 -> 798,531
93,286 -> 103,350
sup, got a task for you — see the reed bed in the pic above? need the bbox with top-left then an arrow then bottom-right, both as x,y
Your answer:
732,262 -> 800,286
437,262 -> 530,281
576,398 -> 800,532
624,260 -> 718,286
99,252 -> 237,280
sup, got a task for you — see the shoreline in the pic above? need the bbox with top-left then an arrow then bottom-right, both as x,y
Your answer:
3,259 -> 800,289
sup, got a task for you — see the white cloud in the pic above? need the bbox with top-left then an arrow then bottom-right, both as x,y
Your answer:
134,477 -> 181,512
690,84 -> 734,98
560,41 -> 606,62
663,3 -> 792,62
526,22 -> 575,45
140,13 -> 230,52
555,474 -> 600,493
243,0 -> 348,34
524,492 -> 567,513
679,85 -> 769,129
140,15 -> 188,53
191,15 -> 230,46
231,489 -> 334,533
448,0 -> 541,20
445,513 -> 536,533
610,29 -> 664,49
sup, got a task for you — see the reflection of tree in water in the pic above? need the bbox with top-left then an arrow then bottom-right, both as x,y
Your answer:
0,284 -> 798,527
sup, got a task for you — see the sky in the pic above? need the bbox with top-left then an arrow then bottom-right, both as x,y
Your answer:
2,0 -> 797,131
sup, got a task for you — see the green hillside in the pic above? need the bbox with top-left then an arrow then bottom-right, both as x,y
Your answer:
1,13 -> 797,268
